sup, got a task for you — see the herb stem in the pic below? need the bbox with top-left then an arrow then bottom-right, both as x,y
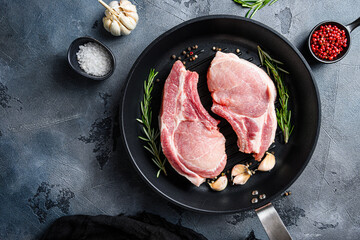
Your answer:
137,69 -> 167,177
257,46 -> 293,143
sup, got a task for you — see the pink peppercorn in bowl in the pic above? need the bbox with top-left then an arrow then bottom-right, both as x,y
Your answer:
67,37 -> 115,80
308,17 -> 360,64
308,21 -> 350,64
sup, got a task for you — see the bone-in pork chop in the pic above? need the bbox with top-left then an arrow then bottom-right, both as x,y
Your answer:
160,61 -> 227,186
207,52 -> 277,160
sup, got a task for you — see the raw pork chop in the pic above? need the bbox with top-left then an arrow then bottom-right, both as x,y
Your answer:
207,52 -> 277,160
160,61 -> 227,186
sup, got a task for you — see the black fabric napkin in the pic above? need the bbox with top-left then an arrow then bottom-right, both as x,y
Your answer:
41,212 -> 207,240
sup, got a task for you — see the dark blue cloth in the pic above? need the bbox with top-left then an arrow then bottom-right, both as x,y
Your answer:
41,212 -> 207,240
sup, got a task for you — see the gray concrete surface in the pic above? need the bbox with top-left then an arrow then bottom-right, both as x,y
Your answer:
0,0 -> 359,239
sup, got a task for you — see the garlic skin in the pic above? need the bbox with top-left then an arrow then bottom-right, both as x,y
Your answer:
257,152 -> 276,172
208,176 -> 228,192
101,0 -> 138,36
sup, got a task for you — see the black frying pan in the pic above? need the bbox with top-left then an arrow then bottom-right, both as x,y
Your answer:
121,15 -> 320,239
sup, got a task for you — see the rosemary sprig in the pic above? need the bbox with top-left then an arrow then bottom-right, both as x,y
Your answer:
257,46 -> 293,143
136,69 -> 167,177
233,0 -> 279,18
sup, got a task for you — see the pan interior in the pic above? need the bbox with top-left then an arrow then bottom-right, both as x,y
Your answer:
122,16 -> 320,213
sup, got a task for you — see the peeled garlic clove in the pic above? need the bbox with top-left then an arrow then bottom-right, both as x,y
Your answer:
110,20 -> 121,36
233,172 -> 251,185
208,176 -> 228,192
257,152 -> 276,172
231,164 -> 247,178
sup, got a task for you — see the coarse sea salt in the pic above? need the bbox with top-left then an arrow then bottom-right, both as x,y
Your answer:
76,42 -> 111,77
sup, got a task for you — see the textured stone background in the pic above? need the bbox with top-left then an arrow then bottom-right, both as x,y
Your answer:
0,1 -> 359,239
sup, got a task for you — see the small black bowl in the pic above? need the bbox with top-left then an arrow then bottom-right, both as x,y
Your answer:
67,37 -> 115,80
308,21 -> 351,64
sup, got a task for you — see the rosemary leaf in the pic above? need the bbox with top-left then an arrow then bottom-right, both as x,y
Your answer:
270,0 -> 278,5
152,158 -> 162,169
257,46 -> 293,143
259,0 -> 272,9
271,58 -> 284,65
258,47 -> 264,65
138,136 -> 149,141
138,69 -> 167,177
144,145 -> 154,155
277,66 -> 290,74
154,130 -> 160,139
245,9 -> 251,18
143,126 -> 151,139
261,50 -> 272,60
233,0 -> 279,18
250,4 -> 261,18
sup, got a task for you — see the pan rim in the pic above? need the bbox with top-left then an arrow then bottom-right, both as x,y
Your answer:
120,15 -> 321,214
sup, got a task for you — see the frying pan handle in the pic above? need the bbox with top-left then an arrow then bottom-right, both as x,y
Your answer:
346,17 -> 360,33
255,203 -> 292,240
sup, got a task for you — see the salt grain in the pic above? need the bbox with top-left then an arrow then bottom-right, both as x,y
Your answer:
76,42 -> 111,77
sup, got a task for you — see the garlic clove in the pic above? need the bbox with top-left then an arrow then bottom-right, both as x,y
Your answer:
118,12 -> 136,30
231,164 -> 247,178
257,152 -> 276,172
119,23 -> 131,35
208,176 -> 228,191
125,11 -> 139,22
103,17 -> 112,32
110,20 -> 121,36
233,172 -> 251,185
121,2 -> 137,13
121,0 -> 131,5
105,9 -> 111,18
109,1 -> 119,8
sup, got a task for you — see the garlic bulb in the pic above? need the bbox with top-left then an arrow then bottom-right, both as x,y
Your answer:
99,0 -> 138,36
